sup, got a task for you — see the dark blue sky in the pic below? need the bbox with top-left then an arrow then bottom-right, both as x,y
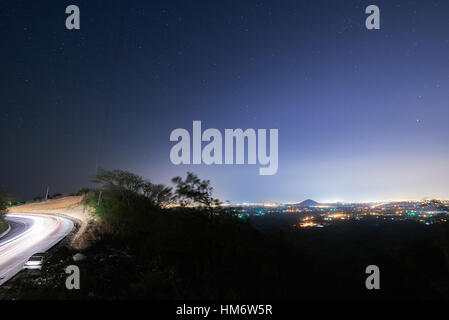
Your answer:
1,1 -> 449,202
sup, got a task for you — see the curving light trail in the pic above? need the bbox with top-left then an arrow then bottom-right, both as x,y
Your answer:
0,213 -> 74,286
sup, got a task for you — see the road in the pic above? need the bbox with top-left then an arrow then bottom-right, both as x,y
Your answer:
0,213 -> 74,286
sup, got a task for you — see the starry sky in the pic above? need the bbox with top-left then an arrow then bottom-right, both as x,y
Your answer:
1,0 -> 449,203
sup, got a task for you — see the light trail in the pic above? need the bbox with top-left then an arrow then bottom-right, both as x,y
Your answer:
0,213 -> 74,286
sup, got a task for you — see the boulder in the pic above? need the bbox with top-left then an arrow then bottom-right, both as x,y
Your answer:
72,253 -> 87,262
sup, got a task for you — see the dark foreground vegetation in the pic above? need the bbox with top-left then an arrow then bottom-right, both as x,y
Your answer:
0,187 -> 9,233
2,170 -> 449,299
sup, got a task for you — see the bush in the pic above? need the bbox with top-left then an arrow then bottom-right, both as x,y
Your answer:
0,187 -> 9,233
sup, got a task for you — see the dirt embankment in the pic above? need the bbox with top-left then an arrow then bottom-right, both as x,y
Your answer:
8,196 -> 99,250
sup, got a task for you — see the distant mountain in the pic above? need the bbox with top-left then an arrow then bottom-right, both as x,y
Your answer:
296,199 -> 320,207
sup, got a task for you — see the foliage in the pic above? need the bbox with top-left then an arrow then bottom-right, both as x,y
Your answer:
0,187 -> 7,213
7,171 -> 449,299
32,196 -> 43,203
93,168 -> 145,193
92,168 -> 174,207
142,182 -> 173,207
0,187 -> 16,211
0,187 -> 11,234
91,169 -> 221,211
78,170 -> 315,299
76,188 -> 91,196
172,172 -> 221,214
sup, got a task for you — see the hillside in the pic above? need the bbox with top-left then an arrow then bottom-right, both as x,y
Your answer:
296,199 -> 320,207
8,196 -> 96,250
7,196 -> 92,223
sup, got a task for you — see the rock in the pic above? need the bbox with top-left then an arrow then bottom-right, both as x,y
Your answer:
73,253 -> 87,262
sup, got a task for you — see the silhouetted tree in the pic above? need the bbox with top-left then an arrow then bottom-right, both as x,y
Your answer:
172,172 -> 221,214
93,168 -> 145,193
142,182 -> 174,207
0,187 -> 7,214
92,168 -> 173,207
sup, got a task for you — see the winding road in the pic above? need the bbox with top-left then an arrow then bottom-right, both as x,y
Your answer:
0,213 -> 74,286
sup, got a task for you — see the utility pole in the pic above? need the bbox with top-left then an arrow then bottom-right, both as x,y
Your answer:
45,186 -> 49,201
97,191 -> 102,206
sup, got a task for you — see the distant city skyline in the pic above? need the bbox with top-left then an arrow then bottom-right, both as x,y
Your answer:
226,198 -> 449,206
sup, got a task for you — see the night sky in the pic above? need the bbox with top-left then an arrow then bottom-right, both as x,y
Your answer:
1,0 -> 449,202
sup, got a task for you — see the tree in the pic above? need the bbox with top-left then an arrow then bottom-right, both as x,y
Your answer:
172,172 -> 221,214
92,168 -> 173,207
0,187 -> 8,235
92,168 -> 145,193
142,182 -> 174,207
0,187 -> 7,213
